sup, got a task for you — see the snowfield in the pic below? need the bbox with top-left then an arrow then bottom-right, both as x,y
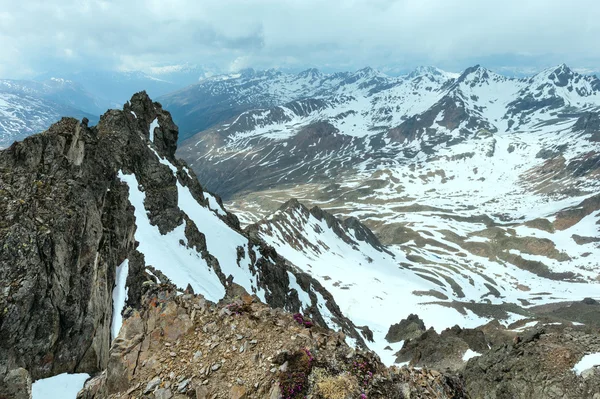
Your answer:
32,373 -> 90,399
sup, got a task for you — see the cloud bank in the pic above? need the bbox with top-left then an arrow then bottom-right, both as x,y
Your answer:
0,0 -> 598,78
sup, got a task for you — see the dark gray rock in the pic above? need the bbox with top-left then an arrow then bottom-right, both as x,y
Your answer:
0,368 -> 32,399
463,327 -> 600,399
394,325 -> 490,371
385,314 -> 426,343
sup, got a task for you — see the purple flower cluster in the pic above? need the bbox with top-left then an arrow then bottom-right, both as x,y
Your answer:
352,359 -> 375,389
281,371 -> 308,399
292,313 -> 314,328
302,348 -> 314,363
278,348 -> 314,399
225,303 -> 243,315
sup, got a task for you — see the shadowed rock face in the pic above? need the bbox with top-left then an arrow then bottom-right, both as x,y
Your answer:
394,325 -> 491,371
385,314 -> 426,343
0,91 -> 178,380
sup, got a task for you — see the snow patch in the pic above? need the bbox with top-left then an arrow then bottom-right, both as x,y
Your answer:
572,353 -> 600,375
204,192 -> 227,216
175,181 -> 267,302
462,349 -> 482,362
287,271 -> 312,310
118,171 -> 226,301
32,373 -> 90,399
149,118 -> 159,142
111,259 -> 129,341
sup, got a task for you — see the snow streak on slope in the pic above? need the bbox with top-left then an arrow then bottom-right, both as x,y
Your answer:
175,179 -> 268,302
118,171 -> 226,302
116,140 -> 365,343
111,259 -> 129,341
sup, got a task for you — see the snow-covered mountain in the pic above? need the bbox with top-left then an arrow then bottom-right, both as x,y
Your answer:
0,79 -> 100,148
176,64 -> 600,197
0,78 -> 106,115
172,64 -> 600,365
160,66 -> 415,141
0,66 -> 213,148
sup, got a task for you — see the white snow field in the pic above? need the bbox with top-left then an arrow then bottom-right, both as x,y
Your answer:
572,353 -> 600,375
32,373 -> 90,399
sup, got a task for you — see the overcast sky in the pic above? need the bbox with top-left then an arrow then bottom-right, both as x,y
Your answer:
1,0 -> 599,78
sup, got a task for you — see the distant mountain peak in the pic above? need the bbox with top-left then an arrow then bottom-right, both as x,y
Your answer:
238,68 -> 256,77
407,66 -> 459,81
546,63 -> 576,87
298,68 -> 323,80
353,66 -> 386,79
453,64 -> 507,87
408,66 -> 443,78
278,198 -> 308,213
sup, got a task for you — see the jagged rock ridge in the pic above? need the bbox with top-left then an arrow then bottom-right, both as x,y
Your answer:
0,92 -> 366,396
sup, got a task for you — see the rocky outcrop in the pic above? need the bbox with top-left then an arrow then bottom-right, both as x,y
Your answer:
395,325 -> 491,372
0,91 -> 184,381
391,317 -> 600,398
573,112 -> 600,142
0,368 -> 32,399
247,199 -> 391,257
78,284 -> 469,399
0,92 -> 367,391
0,117 -> 138,381
385,314 -> 426,343
464,327 -> 600,399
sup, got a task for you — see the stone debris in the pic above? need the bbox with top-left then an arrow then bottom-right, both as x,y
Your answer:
77,284 -> 468,398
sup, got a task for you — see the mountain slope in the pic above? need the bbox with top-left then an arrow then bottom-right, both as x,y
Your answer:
0,79 -> 101,148
0,78 -> 106,115
247,200 -> 600,365
177,65 -> 600,197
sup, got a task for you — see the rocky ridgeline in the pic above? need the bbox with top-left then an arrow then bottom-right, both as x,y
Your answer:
0,92 -> 365,398
77,282 -> 468,399
246,198 -> 392,257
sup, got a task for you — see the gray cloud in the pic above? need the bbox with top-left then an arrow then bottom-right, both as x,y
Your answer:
0,0 -> 599,78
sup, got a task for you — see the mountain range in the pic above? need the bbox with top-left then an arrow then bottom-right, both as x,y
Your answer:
164,63 -> 600,363
0,78 -> 102,148
0,82 -> 599,398
0,66 -> 212,149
